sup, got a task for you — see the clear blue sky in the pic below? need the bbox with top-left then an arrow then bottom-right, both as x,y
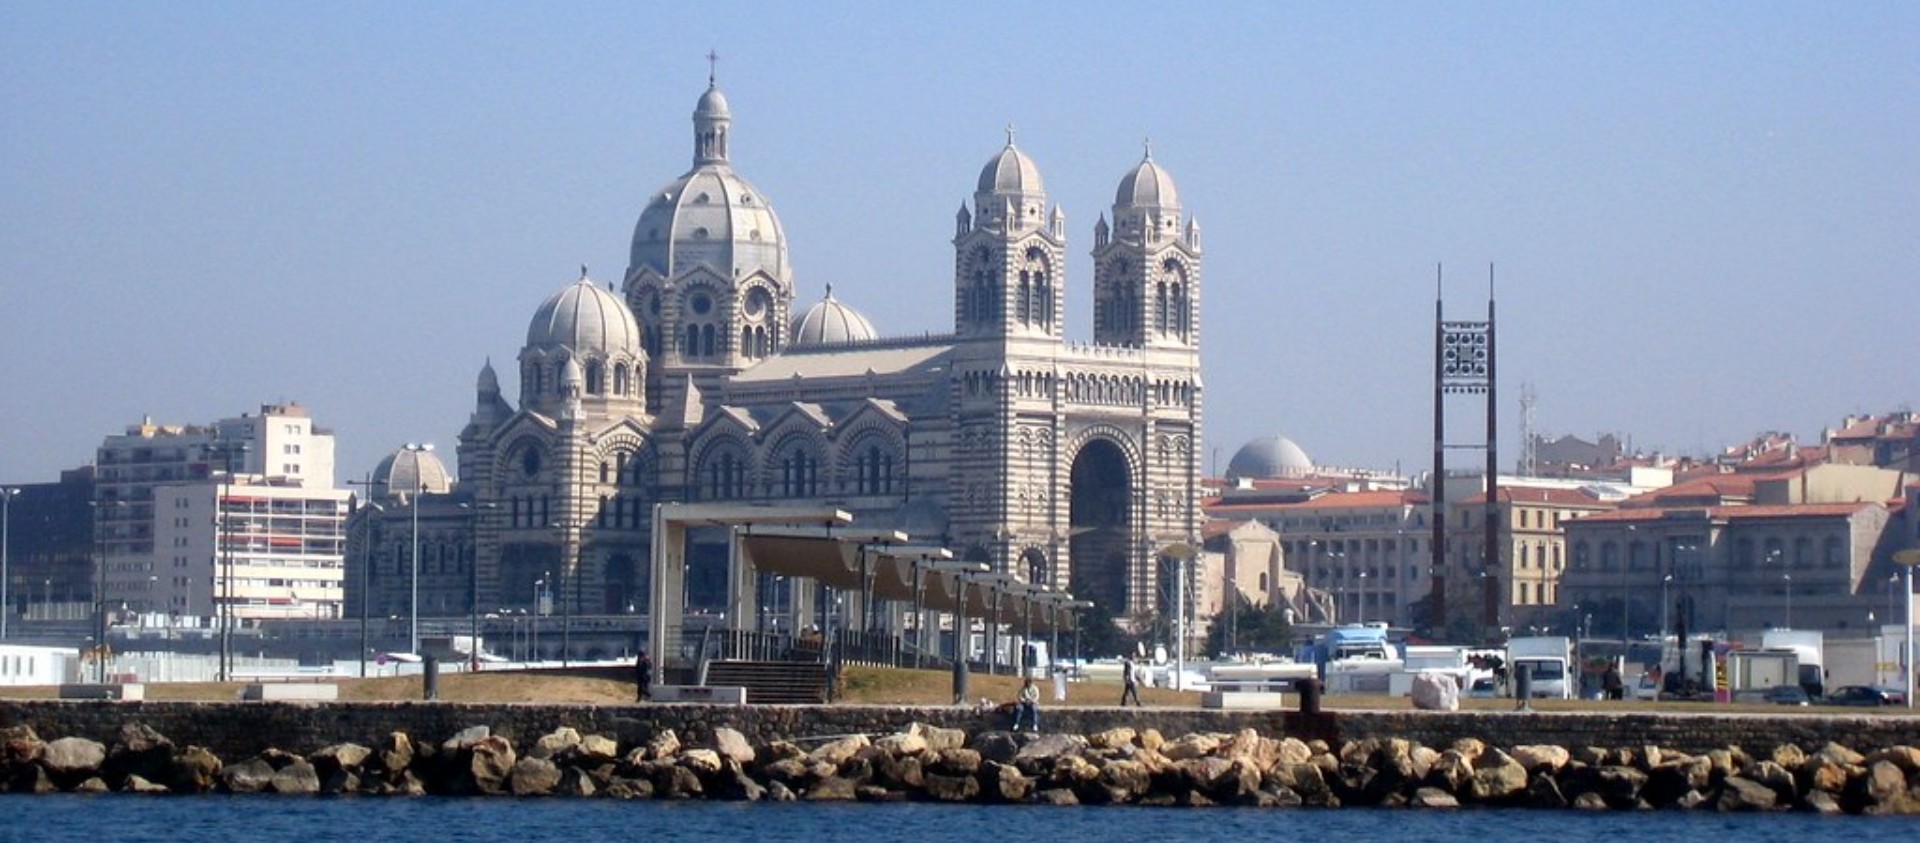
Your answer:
3,2 -> 1915,485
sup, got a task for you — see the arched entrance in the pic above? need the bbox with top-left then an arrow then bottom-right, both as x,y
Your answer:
1069,438 -> 1131,615
1021,547 -> 1052,589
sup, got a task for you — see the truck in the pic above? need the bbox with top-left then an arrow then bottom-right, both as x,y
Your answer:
1759,629 -> 1825,698
1298,624 -> 1401,693
1506,636 -> 1574,699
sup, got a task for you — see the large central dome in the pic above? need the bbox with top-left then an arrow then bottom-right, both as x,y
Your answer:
627,83 -> 789,284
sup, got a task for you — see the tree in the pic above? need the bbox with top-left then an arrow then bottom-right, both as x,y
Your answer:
1072,598 -> 1134,661
1202,598 -> 1292,657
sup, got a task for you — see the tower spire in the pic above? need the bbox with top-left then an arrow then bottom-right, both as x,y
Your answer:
707,49 -> 719,87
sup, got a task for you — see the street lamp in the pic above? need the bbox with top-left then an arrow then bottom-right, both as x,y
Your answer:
1782,572 -> 1792,630
403,443 -> 433,656
1622,525 -> 1636,650
357,500 -> 384,678
1894,549 -> 1920,710
460,500 -> 497,670
1,487 -> 19,640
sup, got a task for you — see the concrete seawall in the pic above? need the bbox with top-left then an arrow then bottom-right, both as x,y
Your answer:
4,701 -> 1917,763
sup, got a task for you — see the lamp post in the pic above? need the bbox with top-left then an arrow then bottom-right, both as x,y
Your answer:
1895,549 -> 1920,710
1659,574 -> 1673,650
460,501 -> 496,670
1622,525 -> 1636,651
403,443 -> 432,656
357,501 -> 383,678
209,440 -> 249,682
1782,572 -> 1793,630
1,487 -> 19,640
533,571 -> 548,662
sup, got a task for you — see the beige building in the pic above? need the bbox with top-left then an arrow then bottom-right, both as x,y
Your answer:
1560,462 -> 1913,638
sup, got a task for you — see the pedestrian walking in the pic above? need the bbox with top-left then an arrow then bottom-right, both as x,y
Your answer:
635,650 -> 653,702
1120,654 -> 1143,706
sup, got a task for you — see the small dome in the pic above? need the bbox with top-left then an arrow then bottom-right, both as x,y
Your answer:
977,140 -> 1045,198
695,84 -> 730,118
477,359 -> 500,394
525,274 -> 644,357
789,286 -> 878,347
1227,435 -> 1314,480
372,445 -> 454,502
1116,153 -> 1179,210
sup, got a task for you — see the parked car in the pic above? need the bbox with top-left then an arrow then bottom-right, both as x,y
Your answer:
1869,685 -> 1909,706
1825,685 -> 1900,706
1633,673 -> 1659,700
1762,684 -> 1810,706
1466,677 -> 1499,699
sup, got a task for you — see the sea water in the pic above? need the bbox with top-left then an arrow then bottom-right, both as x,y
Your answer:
1,796 -> 1909,843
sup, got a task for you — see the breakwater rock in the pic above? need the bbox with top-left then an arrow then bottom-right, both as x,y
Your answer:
5,719 -> 1919,813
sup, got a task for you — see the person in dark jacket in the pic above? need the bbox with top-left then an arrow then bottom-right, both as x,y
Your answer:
635,650 -> 653,702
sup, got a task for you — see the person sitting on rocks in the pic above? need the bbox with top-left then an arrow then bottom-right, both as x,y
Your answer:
1011,677 -> 1041,732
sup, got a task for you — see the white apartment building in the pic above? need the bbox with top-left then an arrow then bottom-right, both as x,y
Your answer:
94,403 -> 342,621
152,479 -> 348,622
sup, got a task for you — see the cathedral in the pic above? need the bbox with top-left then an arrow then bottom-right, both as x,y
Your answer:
355,77 -> 1206,634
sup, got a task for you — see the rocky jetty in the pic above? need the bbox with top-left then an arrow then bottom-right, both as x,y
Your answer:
4,720 -> 1918,813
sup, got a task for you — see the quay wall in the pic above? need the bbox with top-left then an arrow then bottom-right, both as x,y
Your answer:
3,701 -> 1918,760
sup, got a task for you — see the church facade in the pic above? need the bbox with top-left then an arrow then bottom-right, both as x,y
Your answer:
360,79 -> 1206,631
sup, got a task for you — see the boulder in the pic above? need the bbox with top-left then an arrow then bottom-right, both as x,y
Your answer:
711,727 -> 757,766
220,757 -> 277,794
469,735 -> 517,795
1525,771 -> 1567,808
1138,729 -> 1165,752
1276,737 -> 1314,766
167,745 -> 223,794
576,734 -> 620,766
1863,759 -> 1920,814
1798,755 -> 1850,796
1868,746 -> 1920,773
872,752 -> 924,790
872,732 -> 929,757
922,772 -> 980,802
1012,733 -> 1085,773
645,729 -> 682,760
1465,752 -> 1529,803
1036,787 -> 1080,805
1714,776 -> 1779,812
121,774 -> 170,794
42,736 -> 107,782
1410,786 -> 1460,808
509,758 -> 561,796
928,747 -> 982,776
376,732 -> 415,778
530,727 -> 582,761
442,725 -> 492,754
1410,673 -> 1460,710
1811,742 -> 1865,768
311,743 -> 372,777
1098,758 -> 1152,802
808,735 -> 870,767
105,723 -> 175,786
1510,744 -> 1571,773
270,761 -> 320,795
1743,759 -> 1798,802
1087,727 -> 1138,751
660,765 -> 704,798
972,731 -> 1019,764
557,766 -> 598,798
1768,743 -> 1806,769
1161,733 -> 1223,761
679,748 -> 724,776
909,723 -> 967,752
983,761 -> 1032,802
